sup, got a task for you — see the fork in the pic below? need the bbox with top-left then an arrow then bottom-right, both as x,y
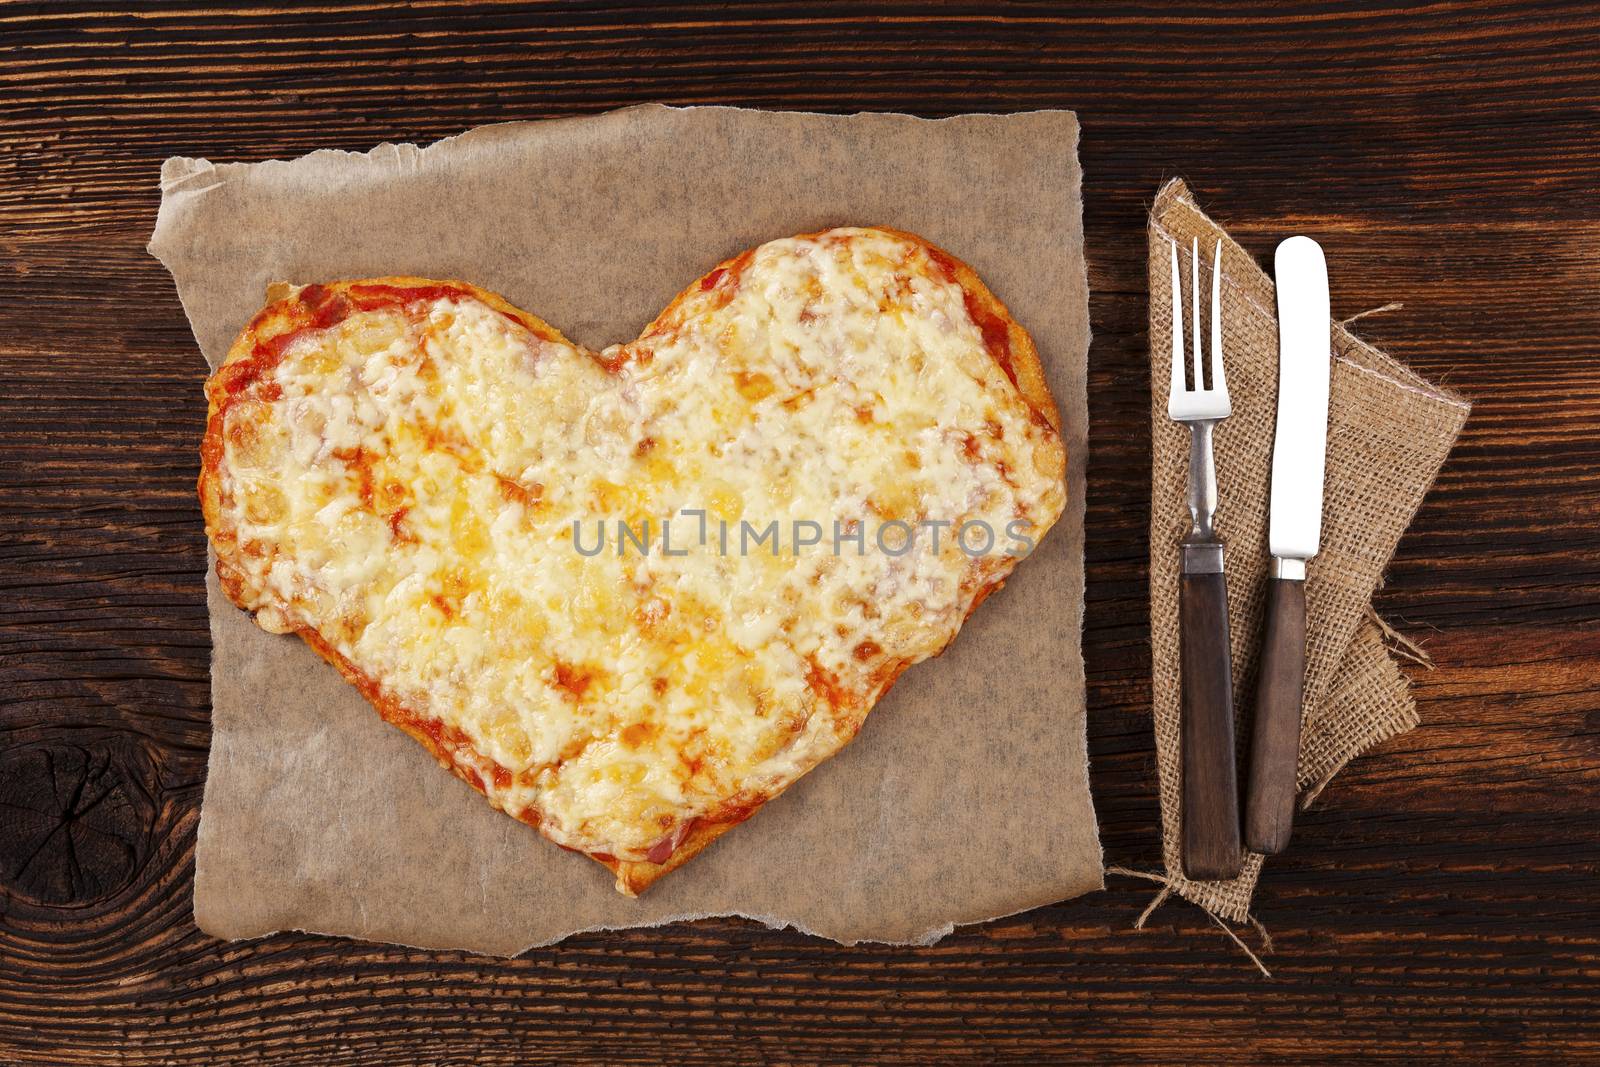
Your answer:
1168,237 -> 1243,881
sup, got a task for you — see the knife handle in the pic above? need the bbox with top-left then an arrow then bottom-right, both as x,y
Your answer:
1179,567 -> 1243,881
1244,574 -> 1307,854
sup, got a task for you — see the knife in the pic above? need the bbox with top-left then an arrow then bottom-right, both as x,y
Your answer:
1244,235 -> 1331,855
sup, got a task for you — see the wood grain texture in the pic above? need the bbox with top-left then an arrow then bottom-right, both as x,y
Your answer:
1179,569 -> 1244,880
3,1 -> 1599,1062
1245,575 -> 1307,855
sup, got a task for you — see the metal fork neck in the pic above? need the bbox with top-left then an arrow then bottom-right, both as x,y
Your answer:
1184,418 -> 1221,545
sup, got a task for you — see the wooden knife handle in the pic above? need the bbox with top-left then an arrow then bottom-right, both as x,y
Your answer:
1244,576 -> 1307,855
1179,569 -> 1243,881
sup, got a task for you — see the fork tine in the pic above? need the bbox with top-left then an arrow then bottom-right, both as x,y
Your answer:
1170,238 -> 1184,401
1191,238 -> 1203,391
1209,237 -> 1226,398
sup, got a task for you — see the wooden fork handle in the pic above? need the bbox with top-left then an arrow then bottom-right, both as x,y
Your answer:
1244,575 -> 1307,855
1179,568 -> 1243,881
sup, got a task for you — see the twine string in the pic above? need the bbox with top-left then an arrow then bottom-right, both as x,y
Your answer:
1104,867 -> 1274,979
1341,301 -> 1405,326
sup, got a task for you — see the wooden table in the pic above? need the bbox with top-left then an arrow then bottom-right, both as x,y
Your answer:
5,4 -> 1598,1062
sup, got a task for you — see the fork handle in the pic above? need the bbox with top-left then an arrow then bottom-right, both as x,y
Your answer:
1179,563 -> 1243,881
1244,574 -> 1307,855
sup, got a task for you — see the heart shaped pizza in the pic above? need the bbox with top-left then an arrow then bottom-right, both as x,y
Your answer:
201,227 -> 1066,894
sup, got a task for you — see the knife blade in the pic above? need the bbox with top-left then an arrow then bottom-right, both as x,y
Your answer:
1244,235 -> 1331,855
1268,236 -> 1332,569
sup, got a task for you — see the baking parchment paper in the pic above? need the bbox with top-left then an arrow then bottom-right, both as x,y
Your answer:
149,104 -> 1098,952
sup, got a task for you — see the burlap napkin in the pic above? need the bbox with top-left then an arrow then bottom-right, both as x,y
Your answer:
1146,180 -> 1470,922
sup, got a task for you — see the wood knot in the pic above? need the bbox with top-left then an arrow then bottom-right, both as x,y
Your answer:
0,739 -> 156,906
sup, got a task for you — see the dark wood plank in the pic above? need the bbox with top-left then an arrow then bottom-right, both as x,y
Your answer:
2,2 -> 1598,1062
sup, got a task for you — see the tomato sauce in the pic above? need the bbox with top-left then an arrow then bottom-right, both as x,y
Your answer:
962,291 -> 1018,389
922,247 -> 1019,388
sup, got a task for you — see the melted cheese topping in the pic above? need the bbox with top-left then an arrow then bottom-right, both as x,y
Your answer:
208,228 -> 1065,866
